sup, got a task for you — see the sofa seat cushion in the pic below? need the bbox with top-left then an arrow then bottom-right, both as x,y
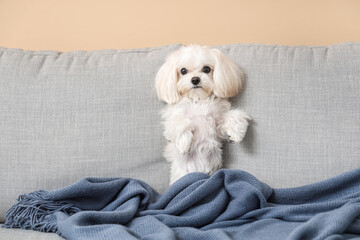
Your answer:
0,227 -> 62,240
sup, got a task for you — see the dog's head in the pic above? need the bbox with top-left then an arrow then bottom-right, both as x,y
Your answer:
155,45 -> 244,104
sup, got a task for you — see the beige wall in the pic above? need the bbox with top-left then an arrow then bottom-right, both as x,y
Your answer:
0,0 -> 360,51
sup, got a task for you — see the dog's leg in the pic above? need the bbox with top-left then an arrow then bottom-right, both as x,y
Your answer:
169,160 -> 188,185
164,117 -> 193,154
176,129 -> 193,154
221,109 -> 251,143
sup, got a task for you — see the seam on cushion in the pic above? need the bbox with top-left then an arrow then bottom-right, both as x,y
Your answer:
214,42 -> 360,49
0,42 -> 359,58
0,44 -> 183,58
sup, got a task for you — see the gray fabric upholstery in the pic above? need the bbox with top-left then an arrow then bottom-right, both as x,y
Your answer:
0,45 -> 180,222
217,43 -> 360,189
0,227 -> 62,240
1,43 -> 359,228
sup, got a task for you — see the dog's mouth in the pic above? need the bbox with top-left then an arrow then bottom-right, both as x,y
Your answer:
184,85 -> 212,100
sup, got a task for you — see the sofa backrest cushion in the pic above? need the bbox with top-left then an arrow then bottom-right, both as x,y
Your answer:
0,45 -> 180,221
217,43 -> 359,189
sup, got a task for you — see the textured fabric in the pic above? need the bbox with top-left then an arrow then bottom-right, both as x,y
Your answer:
216,43 -> 360,188
3,169 -> 360,240
1,43 -> 360,224
0,45 -> 181,222
0,228 -> 62,240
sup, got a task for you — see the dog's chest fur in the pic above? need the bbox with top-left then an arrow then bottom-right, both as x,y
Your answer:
170,96 -> 230,142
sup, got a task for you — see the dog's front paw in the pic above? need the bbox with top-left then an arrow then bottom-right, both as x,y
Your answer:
176,130 -> 193,154
226,124 -> 247,143
223,110 -> 251,143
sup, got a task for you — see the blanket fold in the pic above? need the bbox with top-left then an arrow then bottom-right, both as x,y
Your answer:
3,169 -> 360,240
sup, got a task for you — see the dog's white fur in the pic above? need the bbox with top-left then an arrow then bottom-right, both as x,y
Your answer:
155,45 -> 250,184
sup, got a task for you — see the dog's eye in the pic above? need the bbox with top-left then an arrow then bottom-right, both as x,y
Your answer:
202,66 -> 211,73
180,68 -> 187,75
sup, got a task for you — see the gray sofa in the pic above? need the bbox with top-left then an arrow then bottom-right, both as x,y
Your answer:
0,43 -> 359,239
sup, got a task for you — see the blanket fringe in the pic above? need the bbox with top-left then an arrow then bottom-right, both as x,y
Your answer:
2,190 -> 80,234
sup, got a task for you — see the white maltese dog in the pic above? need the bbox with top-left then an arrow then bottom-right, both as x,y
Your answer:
155,45 -> 250,184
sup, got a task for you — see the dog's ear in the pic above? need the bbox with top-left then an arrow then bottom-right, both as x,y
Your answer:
212,49 -> 243,98
155,50 -> 181,104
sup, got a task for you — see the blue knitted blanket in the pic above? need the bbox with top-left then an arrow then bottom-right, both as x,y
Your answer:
3,169 -> 360,240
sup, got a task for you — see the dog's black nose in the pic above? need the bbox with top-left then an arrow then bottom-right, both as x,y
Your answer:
191,77 -> 200,85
